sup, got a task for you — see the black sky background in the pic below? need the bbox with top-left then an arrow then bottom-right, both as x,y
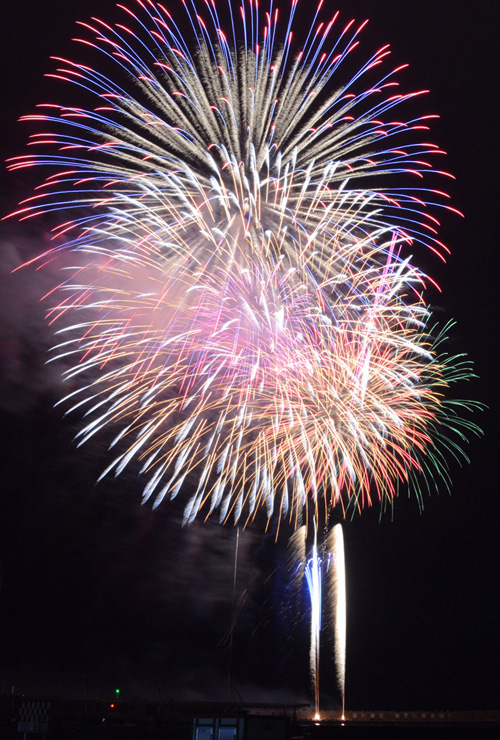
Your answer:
0,0 -> 498,713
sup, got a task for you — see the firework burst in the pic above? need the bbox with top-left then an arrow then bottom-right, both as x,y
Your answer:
8,0 -> 480,528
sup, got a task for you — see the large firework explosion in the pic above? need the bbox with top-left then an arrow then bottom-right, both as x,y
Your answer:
8,0 -> 479,531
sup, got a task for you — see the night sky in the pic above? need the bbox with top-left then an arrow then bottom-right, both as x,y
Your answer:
1,0 -> 498,713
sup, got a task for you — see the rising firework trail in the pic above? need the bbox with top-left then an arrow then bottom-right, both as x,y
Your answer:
7,0 -> 481,529
328,524 -> 346,718
304,522 -> 322,718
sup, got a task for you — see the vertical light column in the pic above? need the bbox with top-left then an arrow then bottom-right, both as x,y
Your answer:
329,523 -> 346,719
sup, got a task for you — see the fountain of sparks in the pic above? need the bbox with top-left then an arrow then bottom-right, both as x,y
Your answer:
304,524 -> 322,719
328,524 -> 346,719
290,522 -> 347,719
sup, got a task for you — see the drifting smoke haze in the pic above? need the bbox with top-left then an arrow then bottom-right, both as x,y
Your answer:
0,238 -> 62,414
0,226 -> 324,705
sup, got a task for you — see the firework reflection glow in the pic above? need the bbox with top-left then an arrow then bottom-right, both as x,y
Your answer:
8,0 -> 481,529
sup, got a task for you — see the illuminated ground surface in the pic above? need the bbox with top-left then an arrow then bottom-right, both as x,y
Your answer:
3,698 -> 500,739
